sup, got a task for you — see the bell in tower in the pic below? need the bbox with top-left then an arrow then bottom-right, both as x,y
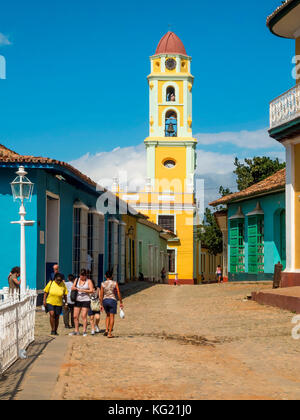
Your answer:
165,111 -> 177,137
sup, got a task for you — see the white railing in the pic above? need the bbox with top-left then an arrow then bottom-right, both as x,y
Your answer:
270,84 -> 300,129
0,287 -> 37,374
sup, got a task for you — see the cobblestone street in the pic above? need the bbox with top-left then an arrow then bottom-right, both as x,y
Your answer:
3,282 -> 300,400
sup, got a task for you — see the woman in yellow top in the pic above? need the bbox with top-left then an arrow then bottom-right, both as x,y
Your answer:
43,273 -> 68,336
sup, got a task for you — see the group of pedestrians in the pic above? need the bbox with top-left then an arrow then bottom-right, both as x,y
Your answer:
43,265 -> 124,338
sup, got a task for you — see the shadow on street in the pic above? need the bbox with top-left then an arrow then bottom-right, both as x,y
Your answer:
0,336 -> 54,400
119,281 -> 158,299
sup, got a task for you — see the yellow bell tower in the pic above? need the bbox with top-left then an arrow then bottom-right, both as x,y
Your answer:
143,31 -> 199,284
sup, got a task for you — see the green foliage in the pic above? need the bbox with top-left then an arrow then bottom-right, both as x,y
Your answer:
219,186 -> 232,197
199,208 -> 223,256
234,156 -> 285,191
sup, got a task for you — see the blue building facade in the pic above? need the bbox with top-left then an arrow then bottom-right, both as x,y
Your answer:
210,170 -> 286,282
0,149 -> 126,292
227,193 -> 286,281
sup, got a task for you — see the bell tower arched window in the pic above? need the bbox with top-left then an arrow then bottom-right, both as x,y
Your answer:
165,110 -> 177,137
166,86 -> 176,102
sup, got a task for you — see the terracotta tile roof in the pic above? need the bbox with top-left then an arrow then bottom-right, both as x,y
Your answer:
266,0 -> 295,26
209,169 -> 286,207
0,145 -> 20,158
155,31 -> 188,56
0,144 -> 98,189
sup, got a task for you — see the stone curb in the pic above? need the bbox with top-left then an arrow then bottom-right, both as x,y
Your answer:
15,335 -> 70,400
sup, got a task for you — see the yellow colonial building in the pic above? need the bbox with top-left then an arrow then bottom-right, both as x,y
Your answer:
118,32 -> 201,284
267,0 -> 300,286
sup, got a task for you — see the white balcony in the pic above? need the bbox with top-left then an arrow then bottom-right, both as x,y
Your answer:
270,84 -> 300,130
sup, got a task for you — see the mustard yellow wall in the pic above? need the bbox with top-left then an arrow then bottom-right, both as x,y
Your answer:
122,215 -> 138,281
144,210 -> 195,281
181,59 -> 188,73
294,144 -> 300,269
153,58 -> 161,73
297,38 -> 300,84
157,80 -> 184,103
155,146 -> 186,191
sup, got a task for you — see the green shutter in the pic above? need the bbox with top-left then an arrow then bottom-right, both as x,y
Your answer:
248,216 -> 264,274
230,220 -> 245,273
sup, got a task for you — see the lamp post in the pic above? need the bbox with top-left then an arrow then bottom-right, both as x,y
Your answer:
10,166 -> 35,296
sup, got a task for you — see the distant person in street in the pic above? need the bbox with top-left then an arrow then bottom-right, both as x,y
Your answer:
88,278 -> 101,335
70,269 -> 94,337
43,272 -> 68,336
201,272 -> 205,283
50,264 -> 65,281
63,274 -> 76,329
8,266 -> 21,294
138,272 -> 144,282
161,267 -> 166,284
216,265 -> 222,283
100,270 -> 124,338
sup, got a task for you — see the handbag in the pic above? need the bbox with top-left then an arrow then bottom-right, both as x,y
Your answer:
44,281 -> 53,313
70,278 -> 79,303
90,291 -> 100,312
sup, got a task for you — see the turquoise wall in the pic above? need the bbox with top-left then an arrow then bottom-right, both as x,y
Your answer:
0,169 -> 38,290
0,165 -> 123,291
228,191 -> 285,281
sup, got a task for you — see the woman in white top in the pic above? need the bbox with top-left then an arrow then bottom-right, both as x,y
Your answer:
100,270 -> 123,338
70,269 -> 94,337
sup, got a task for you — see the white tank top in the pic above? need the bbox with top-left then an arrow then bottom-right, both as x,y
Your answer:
76,278 -> 91,302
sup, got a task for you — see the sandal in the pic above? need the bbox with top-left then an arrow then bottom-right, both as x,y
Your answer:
103,331 -> 108,336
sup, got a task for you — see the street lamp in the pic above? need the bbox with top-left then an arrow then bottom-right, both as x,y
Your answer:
10,166 -> 35,296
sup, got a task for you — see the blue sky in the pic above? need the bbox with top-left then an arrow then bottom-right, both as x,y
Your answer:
0,0 -> 293,202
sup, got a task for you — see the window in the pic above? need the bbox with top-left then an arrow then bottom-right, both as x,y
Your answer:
138,241 -> 143,273
73,207 -> 81,278
166,86 -> 176,102
158,215 -> 175,233
87,213 -> 94,279
201,253 -> 206,274
168,249 -> 176,273
248,216 -> 264,274
163,159 -> 176,169
165,111 -> 177,137
230,220 -> 245,273
108,221 -> 113,271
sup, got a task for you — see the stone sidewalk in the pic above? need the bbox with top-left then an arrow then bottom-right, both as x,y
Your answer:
2,281 -> 300,400
252,286 -> 300,313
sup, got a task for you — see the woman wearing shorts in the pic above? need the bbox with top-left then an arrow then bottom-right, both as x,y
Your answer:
70,269 -> 94,337
43,273 -> 68,336
100,270 -> 124,338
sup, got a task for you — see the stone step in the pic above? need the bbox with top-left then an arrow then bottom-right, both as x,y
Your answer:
252,286 -> 300,313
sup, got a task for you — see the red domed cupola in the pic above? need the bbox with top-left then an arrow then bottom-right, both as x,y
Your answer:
155,31 -> 187,56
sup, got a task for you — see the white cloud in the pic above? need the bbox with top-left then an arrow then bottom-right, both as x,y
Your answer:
195,128 -> 278,150
196,149 -> 236,175
70,144 -> 147,191
70,128 -> 285,211
0,33 -> 11,46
